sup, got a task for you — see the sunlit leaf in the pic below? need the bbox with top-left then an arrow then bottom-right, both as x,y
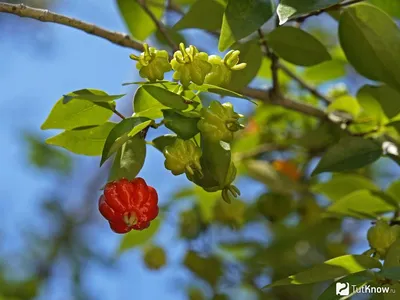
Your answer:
46,123 -> 116,156
266,255 -> 381,287
267,27 -> 331,66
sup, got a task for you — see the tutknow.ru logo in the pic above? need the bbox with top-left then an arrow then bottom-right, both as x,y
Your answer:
336,282 -> 396,296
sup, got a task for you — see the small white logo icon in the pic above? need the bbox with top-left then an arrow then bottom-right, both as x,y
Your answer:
336,282 -> 350,296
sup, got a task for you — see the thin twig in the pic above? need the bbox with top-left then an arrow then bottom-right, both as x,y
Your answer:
113,109 -> 126,120
258,28 -> 280,96
278,63 -> 332,103
138,0 -> 178,51
293,0 -> 364,23
0,2 -> 145,51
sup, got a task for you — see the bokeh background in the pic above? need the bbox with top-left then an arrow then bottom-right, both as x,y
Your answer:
1,1 -> 400,300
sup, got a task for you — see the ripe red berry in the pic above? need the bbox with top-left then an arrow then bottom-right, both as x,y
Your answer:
98,177 -> 159,234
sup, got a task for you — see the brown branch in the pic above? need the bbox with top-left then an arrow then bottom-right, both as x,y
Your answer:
0,2 -> 145,52
0,1 -> 327,122
278,62 -> 332,103
139,0 -> 178,52
293,0 -> 364,23
258,28 -> 280,96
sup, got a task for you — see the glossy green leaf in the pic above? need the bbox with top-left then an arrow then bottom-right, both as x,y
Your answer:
133,86 -> 169,119
327,95 -> 361,119
141,85 -> 188,110
202,139 -> 232,185
339,4 -> 400,92
155,27 -> 186,47
357,85 -> 389,125
100,117 -> 151,166
303,60 -> 346,84
228,40 -> 262,90
108,135 -> 146,181
41,97 -> 113,130
384,239 -> 400,268
46,123 -> 116,156
118,218 -> 161,253
387,180 -> 400,203
380,267 -> 400,281
326,190 -> 395,218
163,109 -> 200,139
358,85 -> 400,120
62,89 -> 124,104
174,0 -> 225,31
266,255 -> 381,287
151,134 -> 178,152
116,0 -> 164,41
277,0 -> 340,24
267,27 -> 331,66
189,83 -> 251,101
219,0 -> 274,51
312,137 -> 382,175
369,0 -> 400,18
312,174 -> 378,202
317,272 -> 373,300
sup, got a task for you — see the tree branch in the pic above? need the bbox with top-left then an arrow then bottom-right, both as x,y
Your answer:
293,0 -> 364,23
0,2 -> 145,52
138,0 -> 178,51
0,1 -> 326,122
278,62 -> 332,103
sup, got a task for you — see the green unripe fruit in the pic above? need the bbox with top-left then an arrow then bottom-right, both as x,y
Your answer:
163,139 -> 202,177
143,245 -> 167,270
212,294 -> 229,300
214,199 -> 246,228
367,220 -> 400,258
204,50 -> 246,87
188,288 -> 205,300
179,209 -> 202,239
197,101 -> 244,143
130,43 -> 172,82
171,43 -> 212,87
257,193 -> 294,222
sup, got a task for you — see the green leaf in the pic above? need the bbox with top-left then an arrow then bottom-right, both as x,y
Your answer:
312,174 -> 379,202
116,0 -> 164,41
41,97 -> 114,130
141,85 -> 188,110
151,134 -> 178,152
163,109 -> 200,140
358,85 -> 400,120
173,0 -> 225,31
387,180 -> 400,203
195,185 -> 220,222
317,272 -> 373,300
277,0 -> 340,24
189,83 -> 252,101
266,255 -> 381,287
303,60 -> 346,84
46,122 -> 116,156
326,190 -> 396,218
108,135 -> 146,181
100,117 -> 151,166
339,4 -> 400,92
312,137 -> 382,175
267,27 -> 331,66
62,89 -> 124,104
384,239 -> 400,268
327,95 -> 361,119
155,27 -> 186,47
380,267 -> 400,281
227,40 -> 262,91
357,85 -> 389,126
369,0 -> 400,18
118,217 -> 161,253
218,0 -> 274,51
133,86 -> 169,120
